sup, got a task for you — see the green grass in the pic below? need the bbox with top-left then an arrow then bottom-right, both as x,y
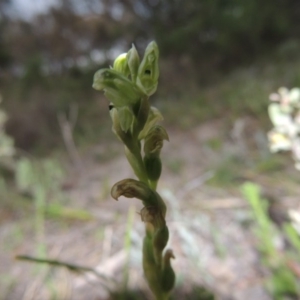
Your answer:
241,182 -> 300,299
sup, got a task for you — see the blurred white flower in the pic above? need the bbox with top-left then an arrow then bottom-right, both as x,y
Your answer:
288,209 -> 300,235
268,130 -> 292,152
268,87 -> 300,169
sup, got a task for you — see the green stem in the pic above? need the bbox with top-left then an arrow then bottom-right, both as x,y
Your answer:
149,180 -> 158,190
132,95 -> 150,140
125,142 -> 149,185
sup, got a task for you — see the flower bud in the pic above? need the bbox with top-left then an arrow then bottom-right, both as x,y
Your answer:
144,155 -> 162,182
161,249 -> 176,293
144,125 -> 169,155
137,41 -> 159,96
127,44 -> 140,82
93,68 -> 141,107
109,106 -> 132,148
116,106 -> 134,133
138,107 -> 163,140
113,53 -> 130,76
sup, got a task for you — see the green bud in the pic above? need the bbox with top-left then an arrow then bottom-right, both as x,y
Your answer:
153,225 -> 168,252
109,107 -> 132,148
144,125 -> 169,155
111,178 -> 166,216
161,249 -> 176,293
127,44 -> 140,82
144,155 -> 162,182
113,53 -> 130,76
116,106 -> 134,133
93,68 -> 142,107
137,41 -> 159,96
138,106 -> 163,140
153,224 -> 169,265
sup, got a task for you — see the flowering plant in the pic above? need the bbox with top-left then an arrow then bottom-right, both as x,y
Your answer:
93,41 -> 175,300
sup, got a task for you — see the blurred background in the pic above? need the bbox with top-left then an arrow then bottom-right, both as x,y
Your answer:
1,0 -> 300,299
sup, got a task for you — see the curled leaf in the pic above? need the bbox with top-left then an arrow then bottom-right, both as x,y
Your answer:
111,179 -> 166,216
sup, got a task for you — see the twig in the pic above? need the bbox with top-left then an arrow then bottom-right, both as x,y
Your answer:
74,250 -> 126,288
15,255 -> 111,282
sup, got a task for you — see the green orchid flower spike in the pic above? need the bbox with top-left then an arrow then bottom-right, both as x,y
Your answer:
93,41 -> 175,300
